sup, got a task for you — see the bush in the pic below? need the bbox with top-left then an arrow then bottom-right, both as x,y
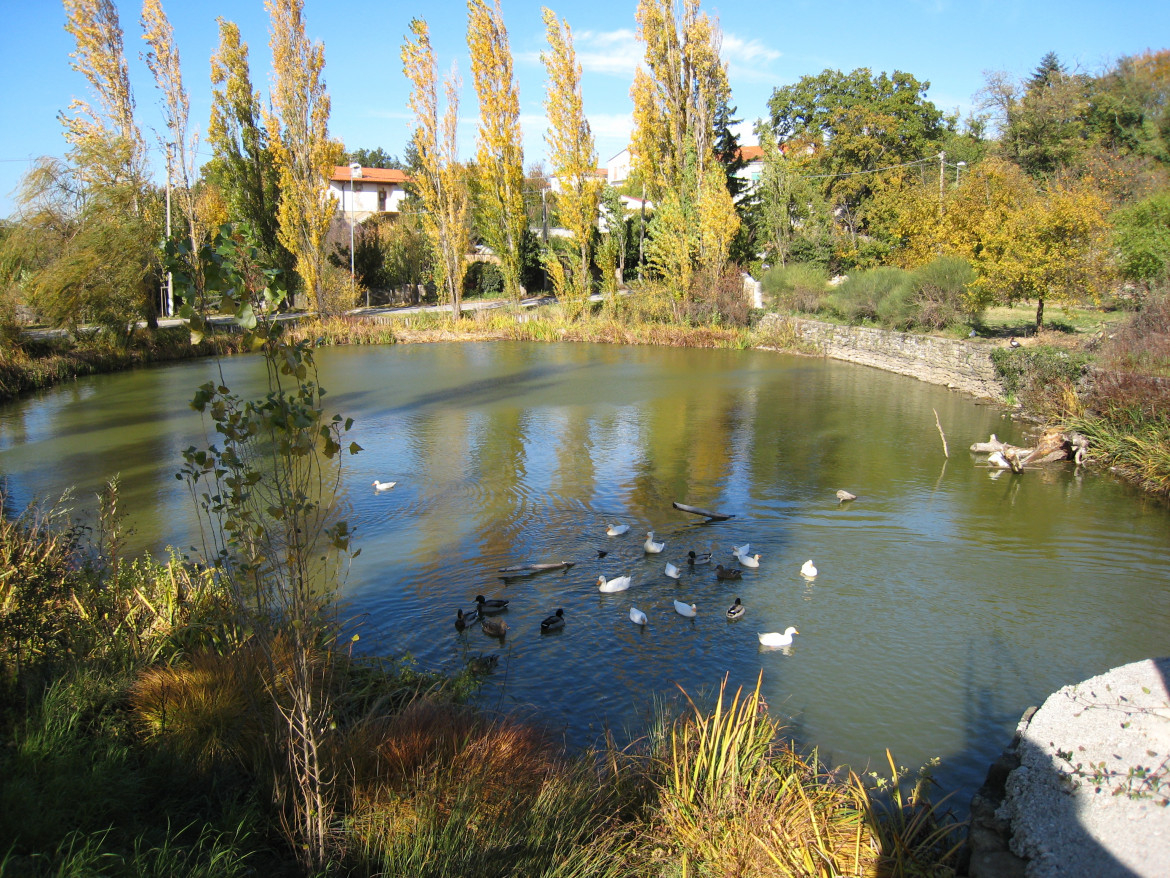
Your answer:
1113,191 -> 1170,286
761,262 -> 830,313
906,255 -> 978,331
991,345 -> 1093,417
827,267 -> 908,324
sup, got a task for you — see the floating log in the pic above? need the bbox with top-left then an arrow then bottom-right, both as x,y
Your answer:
970,430 -> 1089,472
497,561 -> 576,575
672,501 -> 735,521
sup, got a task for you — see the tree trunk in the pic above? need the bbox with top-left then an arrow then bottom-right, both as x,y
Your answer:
1035,296 -> 1045,329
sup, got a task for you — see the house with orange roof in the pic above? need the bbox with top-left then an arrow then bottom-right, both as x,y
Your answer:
330,165 -> 410,223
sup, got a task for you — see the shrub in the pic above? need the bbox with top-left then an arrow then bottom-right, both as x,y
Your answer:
1113,191 -> 1170,286
828,267 -> 909,324
907,255 -> 978,331
991,345 -> 1093,417
761,262 -> 830,313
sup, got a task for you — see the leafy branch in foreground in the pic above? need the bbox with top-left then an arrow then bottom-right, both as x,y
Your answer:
169,219 -> 361,870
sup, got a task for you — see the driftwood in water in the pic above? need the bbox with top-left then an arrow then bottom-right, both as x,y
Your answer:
498,561 -> 576,578
971,430 -> 1090,473
672,501 -> 735,521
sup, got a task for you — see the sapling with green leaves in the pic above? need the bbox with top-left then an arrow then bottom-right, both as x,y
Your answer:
168,220 -> 361,867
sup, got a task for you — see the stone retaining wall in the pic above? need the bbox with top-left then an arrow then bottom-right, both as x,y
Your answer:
759,315 -> 1005,402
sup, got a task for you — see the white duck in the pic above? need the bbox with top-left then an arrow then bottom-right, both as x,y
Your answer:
758,627 -> 799,648
372,480 -> 397,492
732,543 -> 751,557
644,531 -> 665,554
673,599 -> 697,618
734,551 -> 761,569
598,574 -> 632,593
800,560 -> 818,578
664,562 -> 681,579
629,606 -> 648,626
606,523 -> 630,536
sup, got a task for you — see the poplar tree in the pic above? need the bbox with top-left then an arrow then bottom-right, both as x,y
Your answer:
402,19 -> 471,317
142,0 -> 204,302
467,0 -> 526,302
264,0 -> 343,315
206,18 -> 289,282
630,0 -> 738,295
540,7 -> 601,306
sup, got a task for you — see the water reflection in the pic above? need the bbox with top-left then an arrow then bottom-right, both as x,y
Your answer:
2,342 -> 1169,818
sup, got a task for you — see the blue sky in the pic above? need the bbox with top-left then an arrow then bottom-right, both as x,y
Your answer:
1,0 -> 1167,218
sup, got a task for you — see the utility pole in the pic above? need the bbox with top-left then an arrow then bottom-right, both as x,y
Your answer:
349,163 -> 364,306
165,143 -> 174,317
938,151 -> 945,215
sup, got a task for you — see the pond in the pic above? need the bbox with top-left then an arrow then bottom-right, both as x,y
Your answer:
3,341 -> 1169,814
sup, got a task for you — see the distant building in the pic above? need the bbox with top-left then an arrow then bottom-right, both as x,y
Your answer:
329,165 -> 410,224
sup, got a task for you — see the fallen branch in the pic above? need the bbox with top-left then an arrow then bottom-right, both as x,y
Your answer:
672,501 -> 735,521
933,408 -> 949,459
498,561 -> 576,574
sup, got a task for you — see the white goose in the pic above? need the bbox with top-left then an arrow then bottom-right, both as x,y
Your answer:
758,627 -> 799,648
644,532 -> 665,554
673,599 -> 697,618
606,523 -> 630,536
629,606 -> 648,626
664,561 -> 681,579
372,480 -> 397,492
800,560 -> 818,578
734,551 -> 761,569
598,574 -> 632,593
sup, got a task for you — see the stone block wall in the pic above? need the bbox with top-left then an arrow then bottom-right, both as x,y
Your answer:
759,315 -> 1005,402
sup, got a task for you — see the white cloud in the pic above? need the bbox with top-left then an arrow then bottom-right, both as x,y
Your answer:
574,29 -> 642,76
721,34 -> 781,65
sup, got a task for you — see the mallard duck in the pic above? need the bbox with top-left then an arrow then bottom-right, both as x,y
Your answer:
664,562 -> 680,579
629,606 -> 648,626
468,653 -> 498,674
540,608 -> 565,632
758,627 -> 799,648
455,608 -> 479,631
481,617 -> 508,639
687,550 -> 712,566
598,574 -> 632,593
800,560 -> 818,578
673,599 -> 697,618
726,598 -> 745,620
475,595 -> 509,614
606,523 -> 630,536
715,564 -> 742,581
372,480 -> 397,492
644,531 -> 665,554
734,551 -> 761,568
836,489 -> 857,502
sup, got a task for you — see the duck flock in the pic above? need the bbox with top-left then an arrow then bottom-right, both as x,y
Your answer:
441,497 -> 852,653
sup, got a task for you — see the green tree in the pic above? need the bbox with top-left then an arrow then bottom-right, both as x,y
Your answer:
206,18 -> 292,288
766,67 -> 946,251
467,0 -> 527,302
343,147 -> 404,169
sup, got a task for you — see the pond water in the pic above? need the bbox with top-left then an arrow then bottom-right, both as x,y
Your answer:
3,341 -> 1169,813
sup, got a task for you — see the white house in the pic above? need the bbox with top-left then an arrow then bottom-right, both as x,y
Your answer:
329,165 -> 410,223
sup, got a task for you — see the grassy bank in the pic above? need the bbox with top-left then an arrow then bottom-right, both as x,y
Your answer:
1,487 -> 964,877
0,327 -> 247,403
